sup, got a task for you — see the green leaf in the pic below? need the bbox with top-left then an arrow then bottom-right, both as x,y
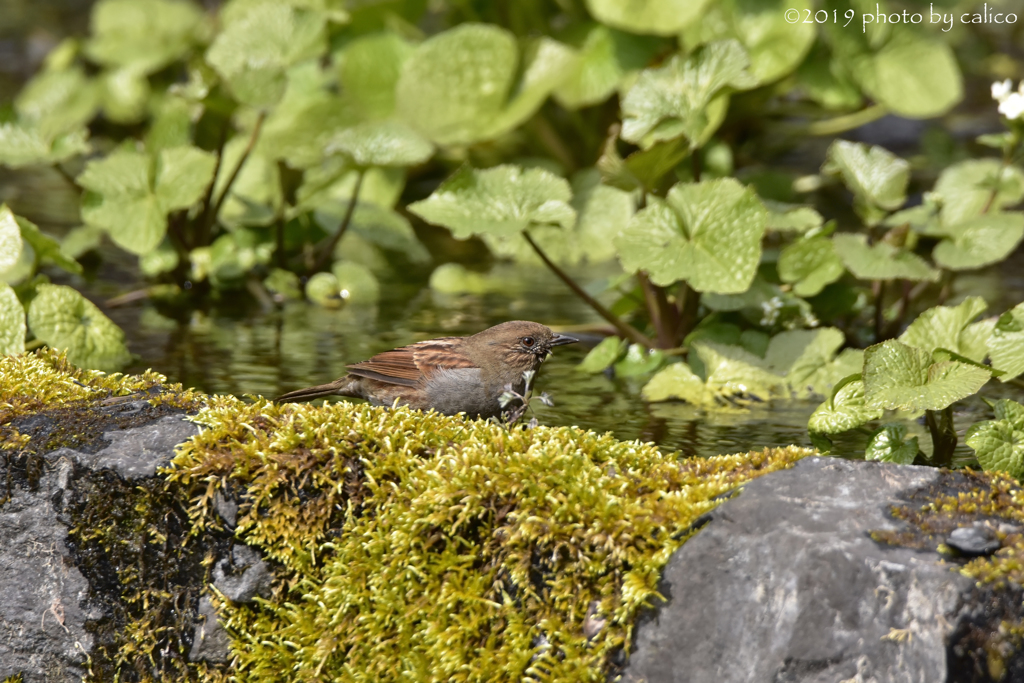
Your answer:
396,24 -> 515,146
933,160 -> 1024,228
859,32 -> 962,119
0,283 -> 25,355
765,201 -> 824,233
967,399 -> 1024,478
332,260 -> 380,304
213,138 -> 282,229
764,327 -> 852,398
99,66 -> 150,124
15,215 -> 83,275
0,124 -> 90,169
862,339 -> 990,411
27,283 -> 131,370
0,205 -> 23,275
428,263 -> 500,295
554,26 -> 661,109
481,168 -> 633,266
641,361 -> 711,404
807,376 -> 883,434
796,42 -> 862,111
305,271 -> 342,307
78,145 -> 216,255
865,424 -> 919,465
395,27 -> 572,146
206,3 -> 327,107
485,37 -> 575,138
989,302 -> 1024,381
156,144 -> 217,209
85,0 -> 203,73
620,41 -> 754,148
778,236 -> 844,297
320,203 -> 429,263
15,67 -> 99,140
264,268 -> 303,300
140,240 -> 179,277
208,228 -> 273,286
899,297 -> 991,362
614,177 -> 766,291
932,213 -> 1024,271
338,31 -> 413,121
614,344 -> 664,378
685,0 -> 815,86
407,165 -> 575,239
832,233 -> 939,282
578,336 -> 628,374
823,140 -> 909,223
326,120 -> 433,168
585,0 -> 712,36
60,225 -> 104,260
696,341 -> 787,401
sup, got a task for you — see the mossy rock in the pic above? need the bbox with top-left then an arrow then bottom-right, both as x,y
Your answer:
1,349 -> 814,681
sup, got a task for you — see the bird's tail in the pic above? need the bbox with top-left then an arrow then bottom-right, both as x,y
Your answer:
275,377 -> 357,403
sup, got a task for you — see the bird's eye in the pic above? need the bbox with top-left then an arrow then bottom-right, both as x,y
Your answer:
521,337 -> 535,347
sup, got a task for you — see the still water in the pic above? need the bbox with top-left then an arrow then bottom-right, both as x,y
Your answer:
94,254 -> 1024,464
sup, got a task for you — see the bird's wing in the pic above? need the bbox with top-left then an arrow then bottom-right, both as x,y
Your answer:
346,338 -> 473,387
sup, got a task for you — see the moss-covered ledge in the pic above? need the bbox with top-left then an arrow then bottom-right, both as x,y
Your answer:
0,350 -> 813,681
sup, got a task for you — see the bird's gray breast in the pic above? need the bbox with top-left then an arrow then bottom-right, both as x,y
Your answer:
424,367 -> 497,417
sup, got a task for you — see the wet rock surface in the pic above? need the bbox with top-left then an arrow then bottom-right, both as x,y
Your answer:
0,401 -> 226,683
622,457 -> 1024,683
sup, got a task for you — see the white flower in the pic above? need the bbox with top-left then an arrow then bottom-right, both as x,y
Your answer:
999,92 -> 1024,120
992,79 -> 1013,101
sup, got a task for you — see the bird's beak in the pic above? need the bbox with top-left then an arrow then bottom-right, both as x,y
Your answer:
549,333 -> 579,347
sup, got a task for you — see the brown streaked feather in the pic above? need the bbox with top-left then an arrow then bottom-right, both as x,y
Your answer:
345,338 -> 474,387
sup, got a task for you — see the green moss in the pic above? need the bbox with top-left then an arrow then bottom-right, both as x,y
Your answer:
168,397 -> 813,681
2,351 -> 817,681
872,469 -> 1024,679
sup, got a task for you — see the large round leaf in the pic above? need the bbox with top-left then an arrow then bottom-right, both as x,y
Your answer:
620,41 -> 754,148
78,145 -> 216,255
407,165 -> 575,239
614,177 -> 766,292
85,0 -> 203,73
326,121 -> 433,168
27,284 -> 131,371
832,233 -> 938,283
862,340 -> 990,412
396,24 -> 517,146
206,3 -> 327,107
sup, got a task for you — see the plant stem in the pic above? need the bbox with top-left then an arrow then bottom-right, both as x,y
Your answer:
312,169 -> 363,273
925,406 -> 957,468
208,111 -> 266,232
53,163 -> 81,193
690,150 -> 701,182
676,281 -> 700,342
873,279 -> 886,342
196,119 -> 231,248
522,230 -> 655,348
638,271 -> 679,349
806,104 -> 887,136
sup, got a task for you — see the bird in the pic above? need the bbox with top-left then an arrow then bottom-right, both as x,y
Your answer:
275,321 -> 578,419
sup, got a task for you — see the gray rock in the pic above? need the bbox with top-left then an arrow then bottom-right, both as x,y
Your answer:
0,460 -> 96,681
622,457 -> 993,683
947,524 -> 1000,557
66,414 -> 198,480
188,596 -> 231,663
0,410 -> 200,682
213,544 -> 273,604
